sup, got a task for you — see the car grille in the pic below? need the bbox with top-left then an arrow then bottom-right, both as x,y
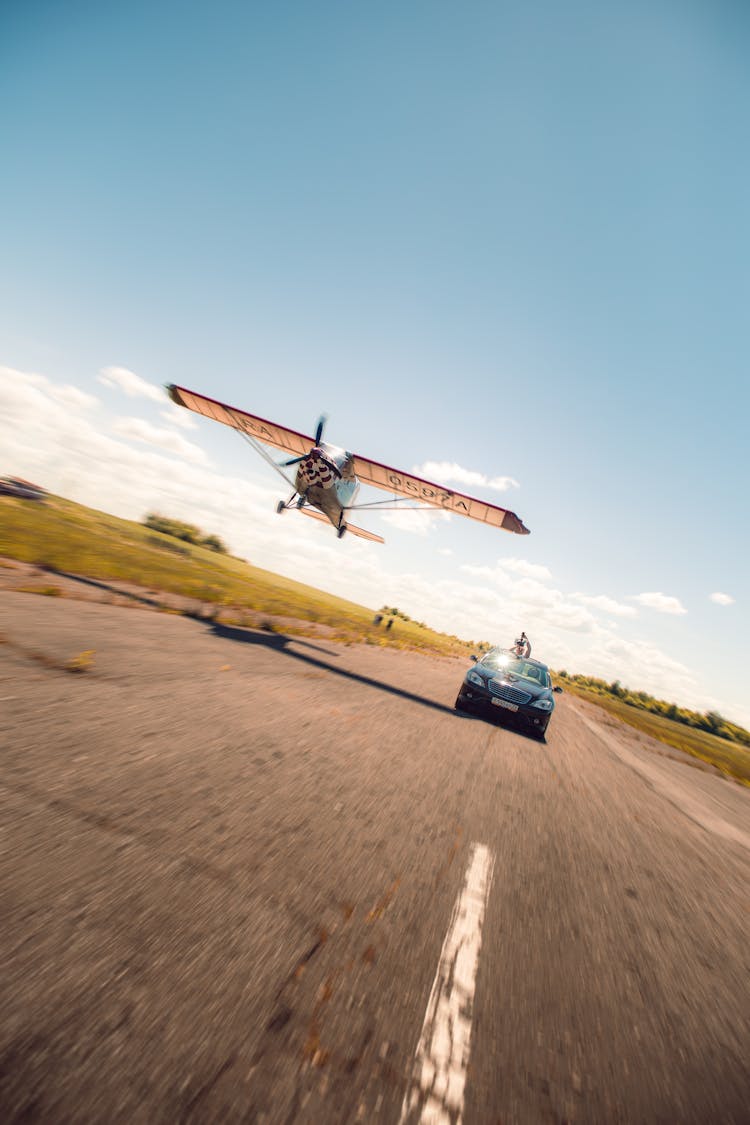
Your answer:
488,679 -> 532,705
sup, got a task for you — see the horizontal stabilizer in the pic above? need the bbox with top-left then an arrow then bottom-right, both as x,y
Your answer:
297,506 -> 385,544
341,523 -> 385,544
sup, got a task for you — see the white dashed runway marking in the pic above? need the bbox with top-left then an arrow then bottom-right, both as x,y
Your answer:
400,842 -> 495,1124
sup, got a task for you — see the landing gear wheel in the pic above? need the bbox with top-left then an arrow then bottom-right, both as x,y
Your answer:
276,500 -> 286,514
337,525 -> 347,539
296,496 -> 305,508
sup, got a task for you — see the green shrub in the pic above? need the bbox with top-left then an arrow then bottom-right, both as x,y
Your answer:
144,514 -> 228,554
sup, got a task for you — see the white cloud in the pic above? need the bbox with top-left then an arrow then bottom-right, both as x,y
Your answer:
633,592 -> 687,616
709,592 -> 735,606
496,557 -> 552,581
98,365 -> 165,404
412,460 -> 519,493
460,562 -> 597,634
3,367 -> 48,391
438,547 -> 453,556
113,417 -> 211,465
98,367 -> 198,431
49,384 -> 98,410
459,563 -> 513,590
380,507 -> 452,536
576,634 -> 696,699
574,593 -> 637,618
0,365 -> 97,411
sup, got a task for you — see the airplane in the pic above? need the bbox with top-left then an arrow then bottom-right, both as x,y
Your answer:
167,384 -> 530,545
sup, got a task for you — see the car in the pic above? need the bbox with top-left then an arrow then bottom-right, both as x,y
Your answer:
0,476 -> 47,500
454,648 -> 563,739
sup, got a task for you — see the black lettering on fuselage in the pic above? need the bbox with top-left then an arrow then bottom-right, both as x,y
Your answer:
388,473 -> 459,507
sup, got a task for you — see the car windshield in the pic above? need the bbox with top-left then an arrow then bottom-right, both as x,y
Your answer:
480,650 -> 549,687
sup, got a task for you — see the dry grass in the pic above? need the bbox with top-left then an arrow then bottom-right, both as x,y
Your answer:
0,631 -> 96,675
565,683 -> 750,787
0,494 -> 476,658
13,584 -> 63,597
65,649 -> 96,673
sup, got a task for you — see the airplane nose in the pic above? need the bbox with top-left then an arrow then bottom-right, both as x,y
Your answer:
297,450 -> 336,489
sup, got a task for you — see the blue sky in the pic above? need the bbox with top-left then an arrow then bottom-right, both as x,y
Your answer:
1,1 -> 748,725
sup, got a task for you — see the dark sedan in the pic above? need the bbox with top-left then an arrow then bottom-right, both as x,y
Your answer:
454,648 -> 562,739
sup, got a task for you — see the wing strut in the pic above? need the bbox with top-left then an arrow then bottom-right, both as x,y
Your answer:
235,428 -> 299,490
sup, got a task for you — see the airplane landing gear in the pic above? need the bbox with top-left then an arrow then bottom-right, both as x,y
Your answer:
337,524 -> 347,539
278,491 -> 300,515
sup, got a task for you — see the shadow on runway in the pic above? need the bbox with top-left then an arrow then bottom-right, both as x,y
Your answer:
452,705 -> 547,744
208,621 -> 458,717
211,622 -> 338,658
210,623 -> 549,744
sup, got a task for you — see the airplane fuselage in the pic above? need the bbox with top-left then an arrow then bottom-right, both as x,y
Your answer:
294,442 -> 359,529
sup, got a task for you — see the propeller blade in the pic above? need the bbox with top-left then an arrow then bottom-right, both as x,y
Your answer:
280,414 -> 326,466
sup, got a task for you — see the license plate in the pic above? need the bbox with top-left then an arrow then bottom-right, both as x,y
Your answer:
492,698 -> 518,712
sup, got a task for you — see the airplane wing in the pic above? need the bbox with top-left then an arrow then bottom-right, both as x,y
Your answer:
351,455 -> 530,535
167,384 -> 313,460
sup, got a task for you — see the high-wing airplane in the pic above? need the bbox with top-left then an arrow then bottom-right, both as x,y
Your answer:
167,385 -> 530,545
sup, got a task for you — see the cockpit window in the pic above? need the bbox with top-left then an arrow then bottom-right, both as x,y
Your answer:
319,442 -> 355,478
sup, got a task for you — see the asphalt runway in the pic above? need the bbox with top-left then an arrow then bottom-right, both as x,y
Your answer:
1,592 -> 748,1123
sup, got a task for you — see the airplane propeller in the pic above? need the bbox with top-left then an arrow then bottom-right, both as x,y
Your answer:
281,414 -> 327,466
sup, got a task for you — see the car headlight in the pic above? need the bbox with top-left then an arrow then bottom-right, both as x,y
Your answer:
531,697 -> 554,711
466,669 -> 484,687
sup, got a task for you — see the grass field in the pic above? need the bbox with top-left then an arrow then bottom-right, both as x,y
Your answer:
563,682 -> 750,787
0,494 -> 474,656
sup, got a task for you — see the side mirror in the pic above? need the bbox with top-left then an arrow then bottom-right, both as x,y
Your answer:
470,654 -> 478,662
553,685 -> 563,694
